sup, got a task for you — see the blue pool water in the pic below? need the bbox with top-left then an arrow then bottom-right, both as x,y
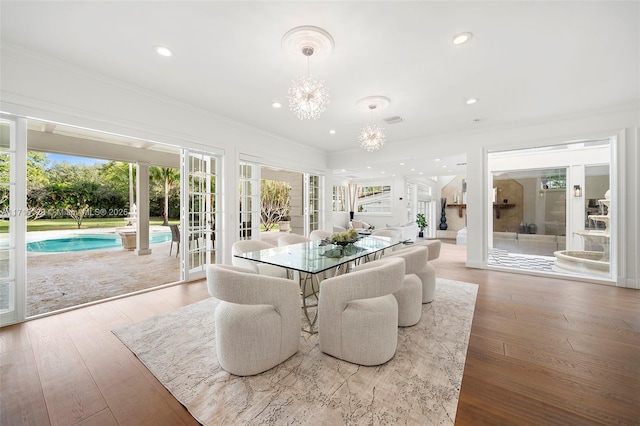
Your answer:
27,233 -> 172,253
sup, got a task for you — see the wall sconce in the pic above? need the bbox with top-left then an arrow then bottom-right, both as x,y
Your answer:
573,185 -> 582,197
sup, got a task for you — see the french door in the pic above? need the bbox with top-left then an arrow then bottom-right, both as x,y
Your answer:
305,173 -> 321,234
239,161 -> 260,240
180,149 -> 220,281
0,115 -> 27,326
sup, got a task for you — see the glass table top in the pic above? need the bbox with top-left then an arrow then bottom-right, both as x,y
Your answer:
234,236 -> 399,275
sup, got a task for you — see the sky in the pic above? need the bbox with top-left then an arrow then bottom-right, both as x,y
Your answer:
47,153 -> 107,166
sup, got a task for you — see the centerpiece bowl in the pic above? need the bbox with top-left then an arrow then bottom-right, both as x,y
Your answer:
334,239 -> 359,246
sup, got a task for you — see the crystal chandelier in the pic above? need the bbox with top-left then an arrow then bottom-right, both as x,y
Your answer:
287,46 -> 329,120
359,104 -> 386,152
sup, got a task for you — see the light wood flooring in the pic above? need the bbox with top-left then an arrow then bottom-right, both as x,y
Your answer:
1,243 -> 638,425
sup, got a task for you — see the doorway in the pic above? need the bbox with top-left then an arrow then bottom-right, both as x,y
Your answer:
487,140 -> 614,281
239,165 -> 322,245
1,114 -> 217,324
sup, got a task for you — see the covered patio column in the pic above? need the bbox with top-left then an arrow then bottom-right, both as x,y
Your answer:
135,162 -> 151,255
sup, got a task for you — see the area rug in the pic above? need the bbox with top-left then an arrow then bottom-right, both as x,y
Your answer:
113,278 -> 478,425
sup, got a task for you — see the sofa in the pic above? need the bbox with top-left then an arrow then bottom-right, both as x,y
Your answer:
383,222 -> 419,243
349,220 -> 419,243
348,219 -> 373,232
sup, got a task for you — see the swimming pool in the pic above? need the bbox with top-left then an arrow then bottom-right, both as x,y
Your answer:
27,233 -> 172,253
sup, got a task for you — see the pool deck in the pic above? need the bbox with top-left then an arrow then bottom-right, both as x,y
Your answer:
26,226 -> 180,317
24,228 -> 286,317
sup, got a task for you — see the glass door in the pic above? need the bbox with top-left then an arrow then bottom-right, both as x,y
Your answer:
487,140 -> 613,280
239,161 -> 260,240
306,174 -> 321,233
180,149 -> 219,281
0,116 -> 26,326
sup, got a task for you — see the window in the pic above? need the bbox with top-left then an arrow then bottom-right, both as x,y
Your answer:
239,162 -> 259,240
541,169 -> 567,189
332,185 -> 346,212
308,174 -> 320,232
357,185 -> 391,214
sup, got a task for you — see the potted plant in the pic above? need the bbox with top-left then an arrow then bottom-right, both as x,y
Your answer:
416,213 -> 428,238
278,213 -> 291,232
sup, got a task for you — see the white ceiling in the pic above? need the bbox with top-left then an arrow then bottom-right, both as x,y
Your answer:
1,1 -> 638,179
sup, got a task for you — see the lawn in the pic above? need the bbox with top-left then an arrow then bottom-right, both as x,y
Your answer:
0,217 -> 179,232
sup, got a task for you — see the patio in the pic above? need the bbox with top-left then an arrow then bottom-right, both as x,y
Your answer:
27,235 -> 180,317
25,230 -> 287,317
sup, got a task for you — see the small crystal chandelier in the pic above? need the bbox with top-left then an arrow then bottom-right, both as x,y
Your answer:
287,46 -> 329,120
359,104 -> 386,152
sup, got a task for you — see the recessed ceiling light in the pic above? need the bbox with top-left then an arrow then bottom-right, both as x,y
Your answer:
329,129 -> 336,134
452,32 -> 473,45
419,172 -> 424,175
272,102 -> 282,108
442,165 -> 448,168
381,171 -> 386,174
341,169 -> 346,172
466,98 -> 478,105
434,158 -> 441,162
154,45 -> 173,57
400,162 -> 405,166
366,166 -> 372,169
411,168 -> 415,171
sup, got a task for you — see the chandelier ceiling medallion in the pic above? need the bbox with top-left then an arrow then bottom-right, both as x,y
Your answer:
356,96 -> 390,152
282,26 -> 334,120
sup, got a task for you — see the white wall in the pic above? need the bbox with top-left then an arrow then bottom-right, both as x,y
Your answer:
617,128 -> 639,289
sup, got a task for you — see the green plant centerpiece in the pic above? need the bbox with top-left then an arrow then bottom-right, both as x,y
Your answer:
330,228 -> 359,245
416,213 -> 428,237
321,228 -> 362,258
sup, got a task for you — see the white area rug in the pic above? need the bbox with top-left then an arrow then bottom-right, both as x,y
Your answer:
113,278 -> 478,425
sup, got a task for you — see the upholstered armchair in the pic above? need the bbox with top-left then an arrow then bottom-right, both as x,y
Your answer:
206,264 -> 300,376
421,239 -> 441,261
309,230 -> 332,241
392,239 -> 440,303
414,240 -> 440,303
277,233 -> 316,295
383,246 -> 427,326
318,257 -> 405,366
371,229 -> 402,254
278,233 -> 312,246
231,240 -> 288,278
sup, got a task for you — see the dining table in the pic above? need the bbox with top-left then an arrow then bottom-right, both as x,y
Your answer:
233,235 -> 401,333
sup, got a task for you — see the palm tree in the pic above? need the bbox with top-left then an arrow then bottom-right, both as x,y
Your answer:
150,166 -> 180,226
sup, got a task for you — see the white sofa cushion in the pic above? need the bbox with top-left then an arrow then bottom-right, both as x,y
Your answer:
384,222 -> 419,243
350,220 -> 371,230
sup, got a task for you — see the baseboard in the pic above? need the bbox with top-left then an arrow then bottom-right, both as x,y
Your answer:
465,260 -> 484,269
436,230 -> 458,239
622,277 -> 640,289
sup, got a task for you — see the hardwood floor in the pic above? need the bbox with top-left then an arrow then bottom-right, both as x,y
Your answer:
1,243 -> 638,425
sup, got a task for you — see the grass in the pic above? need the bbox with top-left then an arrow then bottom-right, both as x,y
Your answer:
0,217 -> 179,233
